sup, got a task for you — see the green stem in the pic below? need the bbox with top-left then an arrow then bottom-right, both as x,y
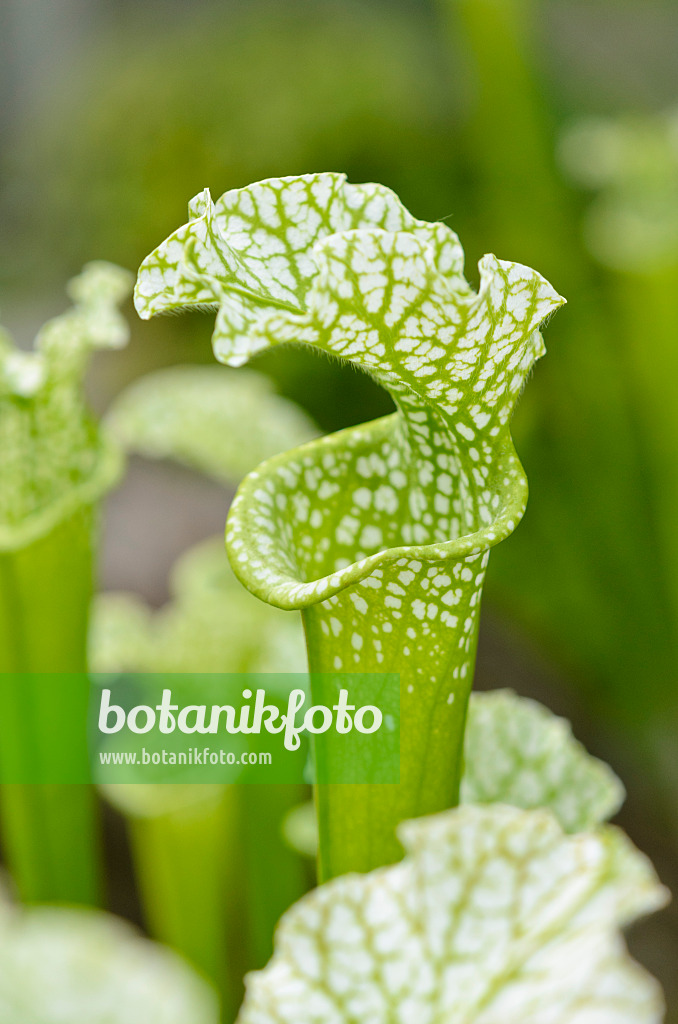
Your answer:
304,551 -> 487,881
128,783 -> 310,1021
240,784 -> 311,967
0,507 -> 101,904
128,787 -> 240,1019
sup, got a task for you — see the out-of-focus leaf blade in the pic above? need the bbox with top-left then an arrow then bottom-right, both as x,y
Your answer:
238,805 -> 668,1024
107,365 -> 317,484
0,896 -> 218,1024
462,689 -> 625,832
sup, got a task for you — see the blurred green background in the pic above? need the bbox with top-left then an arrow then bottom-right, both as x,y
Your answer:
1,0 -> 677,1014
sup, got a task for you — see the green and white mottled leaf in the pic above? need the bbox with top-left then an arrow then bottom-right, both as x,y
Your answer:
462,689 -> 625,832
90,535 -> 307,675
0,895 -> 218,1024
135,173 -> 564,612
107,365 -> 317,484
136,174 -> 565,872
135,175 -> 450,365
0,262 -> 133,549
239,805 -> 668,1024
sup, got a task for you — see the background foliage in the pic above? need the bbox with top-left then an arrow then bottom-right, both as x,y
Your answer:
1,0 -> 677,1016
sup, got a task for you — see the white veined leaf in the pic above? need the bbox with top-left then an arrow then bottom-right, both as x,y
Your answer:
239,805 -> 669,1024
0,897 -> 218,1024
0,262 -> 132,548
136,173 -> 565,614
461,689 -> 625,832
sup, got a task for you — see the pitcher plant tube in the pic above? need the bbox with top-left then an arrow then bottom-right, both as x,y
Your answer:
0,262 -> 132,903
135,172 -> 565,879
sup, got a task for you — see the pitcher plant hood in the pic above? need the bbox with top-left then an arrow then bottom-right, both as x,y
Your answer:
135,172 -> 565,609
